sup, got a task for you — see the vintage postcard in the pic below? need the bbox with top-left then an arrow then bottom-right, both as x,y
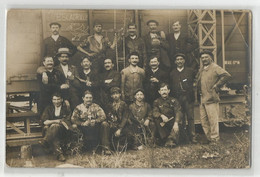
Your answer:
5,9 -> 251,168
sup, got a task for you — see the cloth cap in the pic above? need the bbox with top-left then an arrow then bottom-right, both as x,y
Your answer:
110,87 -> 121,94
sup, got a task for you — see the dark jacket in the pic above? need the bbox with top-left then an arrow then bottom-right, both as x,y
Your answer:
169,67 -> 196,102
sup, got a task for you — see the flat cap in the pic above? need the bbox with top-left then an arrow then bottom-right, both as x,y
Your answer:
199,50 -> 214,59
49,22 -> 61,28
110,87 -> 121,94
146,19 -> 159,26
174,53 -> 186,59
134,88 -> 145,96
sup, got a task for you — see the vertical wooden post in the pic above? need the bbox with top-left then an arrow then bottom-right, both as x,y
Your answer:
221,10 -> 226,69
134,10 -> 140,36
88,10 -> 93,35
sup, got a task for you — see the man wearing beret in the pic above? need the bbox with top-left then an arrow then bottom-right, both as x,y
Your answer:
43,22 -> 77,66
195,50 -> 231,143
77,21 -> 117,74
169,53 -> 197,144
166,20 -> 198,70
55,48 -> 81,110
143,20 -> 171,71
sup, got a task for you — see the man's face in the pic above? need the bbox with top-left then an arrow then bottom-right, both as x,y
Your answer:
129,55 -> 139,66
175,56 -> 185,68
158,85 -> 170,99
93,25 -> 102,34
135,91 -> 144,102
43,57 -> 54,70
148,22 -> 158,33
172,21 -> 181,33
128,25 -> 137,36
149,57 -> 160,70
81,58 -> 91,69
50,25 -> 60,35
83,93 -> 93,106
201,54 -> 212,66
58,53 -> 69,65
52,96 -> 63,107
104,59 -> 114,71
111,92 -> 121,101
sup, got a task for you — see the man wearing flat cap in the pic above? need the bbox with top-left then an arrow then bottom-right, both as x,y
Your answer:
169,53 -> 197,144
195,50 -> 231,144
77,21 -> 117,74
55,48 -> 81,110
143,20 -> 171,71
43,22 -> 77,66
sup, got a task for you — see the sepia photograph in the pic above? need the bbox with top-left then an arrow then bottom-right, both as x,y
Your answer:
5,9 -> 252,168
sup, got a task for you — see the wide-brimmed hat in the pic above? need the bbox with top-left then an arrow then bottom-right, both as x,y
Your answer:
146,19 -> 159,26
56,48 -> 72,57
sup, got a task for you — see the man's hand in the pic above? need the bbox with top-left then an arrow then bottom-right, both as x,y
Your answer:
144,119 -> 150,127
90,120 -> 96,127
87,52 -> 96,57
161,114 -> 169,123
212,84 -> 220,93
60,84 -> 69,89
82,120 -> 90,127
42,72 -> 48,84
104,79 -> 113,84
150,77 -> 159,83
86,81 -> 92,87
114,129 -> 121,137
173,122 -> 179,133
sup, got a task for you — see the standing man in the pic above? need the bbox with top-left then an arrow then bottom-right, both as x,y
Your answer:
166,20 -> 198,70
40,93 -> 71,162
144,20 -> 170,71
169,53 -> 197,144
55,48 -> 81,110
152,83 -> 182,147
99,58 -> 121,112
196,50 -> 231,143
37,56 -> 63,115
121,52 -> 145,104
43,22 -> 76,66
77,21 -> 117,74
71,90 -> 110,154
144,57 -> 169,105
123,23 -> 147,68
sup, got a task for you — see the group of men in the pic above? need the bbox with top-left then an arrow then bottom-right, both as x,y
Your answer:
37,20 -> 231,162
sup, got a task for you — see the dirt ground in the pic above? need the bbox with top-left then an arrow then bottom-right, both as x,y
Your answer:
6,124 -> 250,169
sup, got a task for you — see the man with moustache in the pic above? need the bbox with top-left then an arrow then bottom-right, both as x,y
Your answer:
76,57 -> 100,103
166,20 -> 198,70
123,23 -> 147,68
77,21 -> 117,74
43,22 -> 76,66
99,58 -> 121,112
55,48 -> 81,110
37,56 -> 63,115
152,83 -> 182,147
196,50 -> 231,143
169,53 -> 197,144
143,20 -> 170,71
71,90 -> 110,154
121,52 -> 145,104
144,57 -> 168,105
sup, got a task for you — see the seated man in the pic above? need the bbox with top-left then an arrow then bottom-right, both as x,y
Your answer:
71,90 -> 110,154
106,87 -> 130,151
152,83 -> 182,147
129,88 -> 156,149
39,92 -> 71,162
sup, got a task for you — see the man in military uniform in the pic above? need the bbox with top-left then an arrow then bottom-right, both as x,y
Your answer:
152,83 -> 182,147
40,93 -> 71,162
55,48 -> 81,110
43,22 -> 76,66
169,53 -> 197,144
71,90 -> 110,154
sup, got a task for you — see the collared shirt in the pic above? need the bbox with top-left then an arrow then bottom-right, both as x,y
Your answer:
177,67 -> 184,72
54,106 -> 61,117
129,102 -> 152,122
130,35 -> 137,40
151,68 -> 159,73
51,35 -> 59,41
174,32 -> 180,40
71,103 -> 106,126
79,35 -> 111,54
61,64 -> 69,78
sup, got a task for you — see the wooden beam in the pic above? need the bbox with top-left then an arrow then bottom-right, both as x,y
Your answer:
88,10 -> 93,35
6,121 -> 25,135
221,10 -> 226,69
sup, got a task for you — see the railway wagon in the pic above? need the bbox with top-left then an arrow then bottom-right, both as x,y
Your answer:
6,9 -> 251,147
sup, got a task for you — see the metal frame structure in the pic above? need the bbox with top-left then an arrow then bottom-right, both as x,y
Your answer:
188,10 -> 217,62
